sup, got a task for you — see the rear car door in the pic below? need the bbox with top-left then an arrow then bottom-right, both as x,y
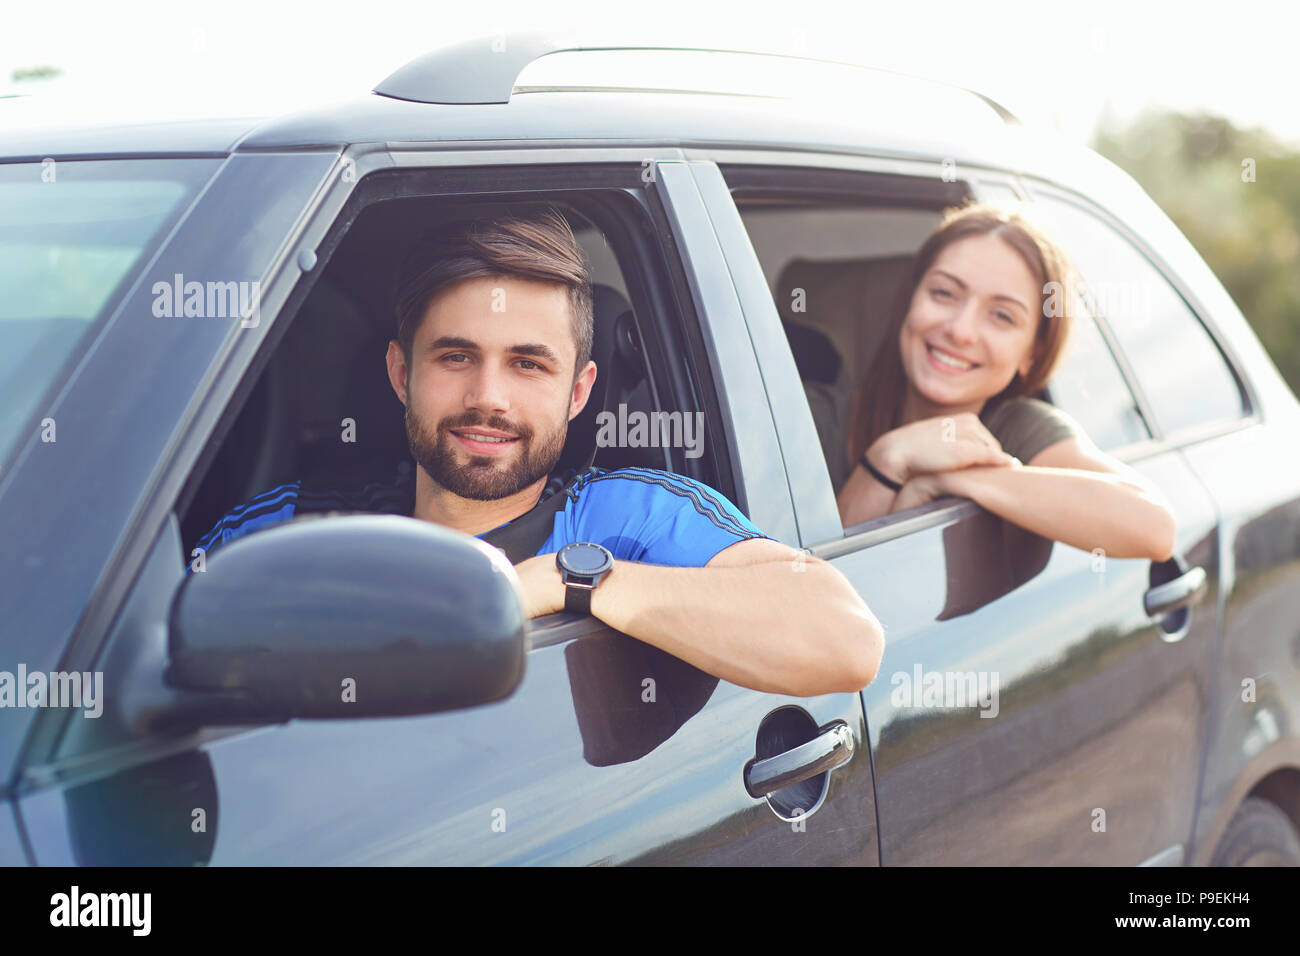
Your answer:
13,150 -> 878,865
1022,182 -> 1300,865
702,156 -> 1219,864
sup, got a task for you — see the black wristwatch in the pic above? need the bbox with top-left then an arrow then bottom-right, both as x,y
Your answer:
555,542 -> 615,615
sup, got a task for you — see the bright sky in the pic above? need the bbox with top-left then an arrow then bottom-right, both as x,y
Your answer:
3,0 -> 1298,147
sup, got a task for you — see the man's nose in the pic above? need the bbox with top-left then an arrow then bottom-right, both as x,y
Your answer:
465,361 -> 511,412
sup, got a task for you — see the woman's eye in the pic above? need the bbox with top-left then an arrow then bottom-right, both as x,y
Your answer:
995,311 -> 1015,324
931,287 -> 953,300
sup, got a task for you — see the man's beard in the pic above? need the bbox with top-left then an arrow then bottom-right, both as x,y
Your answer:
405,402 -> 568,501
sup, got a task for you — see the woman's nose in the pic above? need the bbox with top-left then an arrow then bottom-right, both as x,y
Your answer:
944,299 -> 980,344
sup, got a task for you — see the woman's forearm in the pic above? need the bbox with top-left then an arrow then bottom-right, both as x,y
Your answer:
937,465 -> 1177,561
837,467 -> 899,528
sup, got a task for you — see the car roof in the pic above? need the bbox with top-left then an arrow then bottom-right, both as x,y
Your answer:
0,37 -> 1115,199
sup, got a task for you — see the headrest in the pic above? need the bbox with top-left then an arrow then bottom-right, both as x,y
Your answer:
556,283 -> 642,473
775,255 -> 916,385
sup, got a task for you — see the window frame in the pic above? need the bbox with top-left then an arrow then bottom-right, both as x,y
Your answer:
29,153 -> 758,775
717,159 -> 1040,552
712,155 -> 1256,557
174,163 -> 744,528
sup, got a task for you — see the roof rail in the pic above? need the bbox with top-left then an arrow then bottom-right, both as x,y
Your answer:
372,31 -> 1021,124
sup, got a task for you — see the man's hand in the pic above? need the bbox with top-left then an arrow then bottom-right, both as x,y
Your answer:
512,552 -> 566,619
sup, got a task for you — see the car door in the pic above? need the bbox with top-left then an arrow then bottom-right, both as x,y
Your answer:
700,155 -> 1220,864
1022,183 -> 1300,865
14,151 -> 878,866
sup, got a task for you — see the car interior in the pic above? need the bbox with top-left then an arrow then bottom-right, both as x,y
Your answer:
734,196 -> 1147,505
739,197 -> 1069,603
736,200 -> 943,493
177,200 -> 667,557
177,190 -> 1144,557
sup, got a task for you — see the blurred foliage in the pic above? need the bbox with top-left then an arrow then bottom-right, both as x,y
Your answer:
1091,109 -> 1300,398
11,65 -> 61,83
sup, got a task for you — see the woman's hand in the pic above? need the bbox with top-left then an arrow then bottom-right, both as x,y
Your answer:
888,472 -> 948,513
867,412 -> 1017,485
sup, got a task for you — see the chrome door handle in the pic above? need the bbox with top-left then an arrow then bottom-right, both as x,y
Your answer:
743,721 -> 854,797
1144,566 -> 1207,618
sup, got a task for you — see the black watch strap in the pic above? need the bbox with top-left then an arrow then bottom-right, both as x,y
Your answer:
564,581 -> 594,615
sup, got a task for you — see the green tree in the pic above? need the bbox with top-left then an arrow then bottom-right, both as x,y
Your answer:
1092,109 -> 1300,398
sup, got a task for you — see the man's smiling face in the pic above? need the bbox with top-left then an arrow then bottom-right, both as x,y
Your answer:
387,274 -> 596,501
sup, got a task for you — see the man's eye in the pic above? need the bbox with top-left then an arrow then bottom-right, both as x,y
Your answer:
518,359 -> 542,371
442,353 -> 470,363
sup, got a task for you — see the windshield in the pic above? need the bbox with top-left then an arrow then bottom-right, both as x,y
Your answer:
0,157 -> 219,471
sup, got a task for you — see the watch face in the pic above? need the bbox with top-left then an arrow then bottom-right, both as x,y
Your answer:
562,543 -> 611,574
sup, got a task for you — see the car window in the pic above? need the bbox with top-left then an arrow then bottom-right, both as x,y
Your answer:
0,158 -> 217,471
1043,291 -> 1151,451
1030,193 -> 1246,438
727,193 -> 947,495
176,177 -> 717,558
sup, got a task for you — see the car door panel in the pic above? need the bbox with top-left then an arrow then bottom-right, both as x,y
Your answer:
829,450 -> 1218,865
1176,422 -> 1300,863
20,629 -> 870,865
19,514 -> 873,866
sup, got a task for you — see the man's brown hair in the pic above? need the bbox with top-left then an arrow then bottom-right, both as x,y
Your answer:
393,208 -> 594,380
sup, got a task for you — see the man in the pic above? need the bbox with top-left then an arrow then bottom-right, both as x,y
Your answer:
189,208 -> 884,698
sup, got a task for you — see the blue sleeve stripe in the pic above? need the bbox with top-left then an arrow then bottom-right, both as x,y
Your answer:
194,483 -> 301,552
584,468 -> 764,540
600,467 -> 766,539
209,481 -> 300,524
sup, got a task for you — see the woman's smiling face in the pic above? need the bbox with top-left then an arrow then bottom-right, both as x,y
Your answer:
898,232 -> 1043,416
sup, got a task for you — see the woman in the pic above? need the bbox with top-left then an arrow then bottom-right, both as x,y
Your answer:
837,202 -> 1176,561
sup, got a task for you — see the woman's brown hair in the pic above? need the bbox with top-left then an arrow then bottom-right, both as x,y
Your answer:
846,201 -> 1077,467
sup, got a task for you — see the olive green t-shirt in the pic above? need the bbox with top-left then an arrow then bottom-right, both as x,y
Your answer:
978,395 -> 1085,467
806,382 -> 1085,492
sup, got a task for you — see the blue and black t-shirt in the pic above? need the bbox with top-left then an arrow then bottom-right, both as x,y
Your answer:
187,464 -> 771,574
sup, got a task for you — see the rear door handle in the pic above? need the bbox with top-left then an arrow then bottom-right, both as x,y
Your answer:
743,721 -> 854,797
1144,566 -> 1207,618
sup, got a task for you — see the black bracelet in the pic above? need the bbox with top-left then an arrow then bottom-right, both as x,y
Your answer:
860,452 -> 903,491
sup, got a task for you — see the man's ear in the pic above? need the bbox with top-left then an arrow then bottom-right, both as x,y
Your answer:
386,340 -> 409,406
568,360 -> 598,423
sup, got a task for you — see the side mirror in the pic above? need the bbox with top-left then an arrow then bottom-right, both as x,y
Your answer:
167,515 -> 526,724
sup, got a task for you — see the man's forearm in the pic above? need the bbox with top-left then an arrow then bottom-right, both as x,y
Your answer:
584,557 -> 882,697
